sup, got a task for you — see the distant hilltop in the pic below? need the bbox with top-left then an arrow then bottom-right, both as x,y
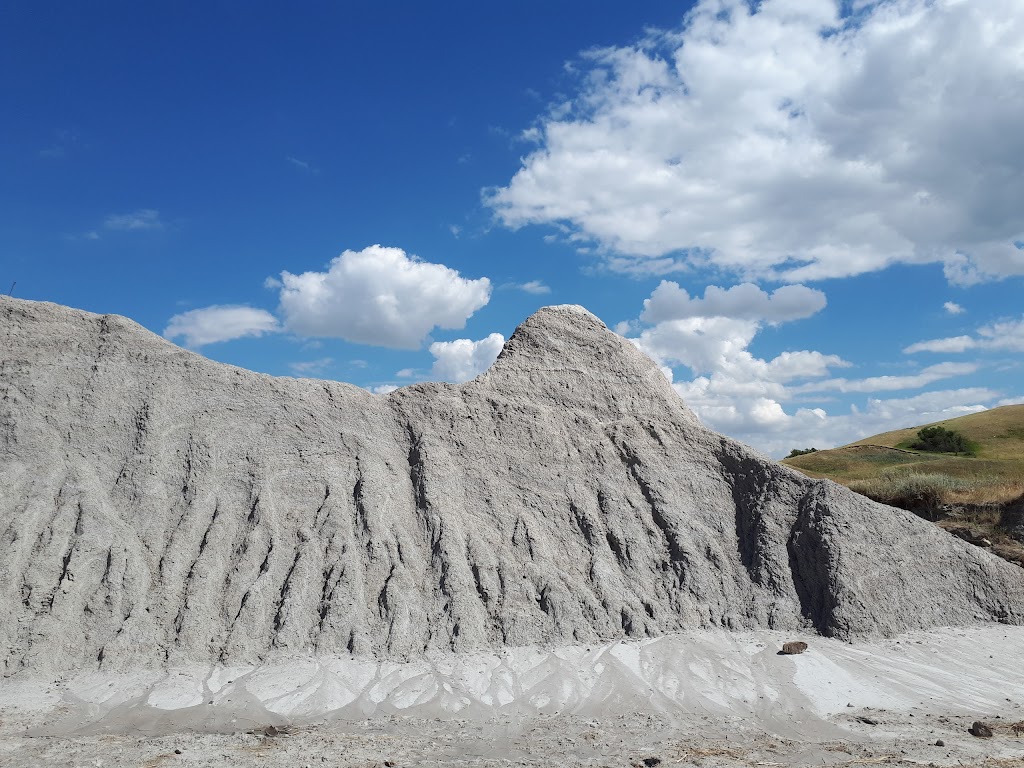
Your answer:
784,404 -> 1024,566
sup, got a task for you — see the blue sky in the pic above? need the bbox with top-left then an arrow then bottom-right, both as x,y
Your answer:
3,0 -> 1022,457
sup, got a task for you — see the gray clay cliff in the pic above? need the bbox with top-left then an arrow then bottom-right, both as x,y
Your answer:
2,296 -> 1022,676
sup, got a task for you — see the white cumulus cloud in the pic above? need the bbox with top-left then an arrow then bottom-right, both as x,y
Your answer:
487,0 -> 1024,284
678,378 -> 998,457
275,245 -> 492,349
163,305 -> 280,348
631,280 -> 840,385
625,279 -> 1000,457
943,301 -> 965,315
429,333 -> 506,383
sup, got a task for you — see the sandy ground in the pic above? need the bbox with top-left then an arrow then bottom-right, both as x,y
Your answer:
3,627 -> 1024,766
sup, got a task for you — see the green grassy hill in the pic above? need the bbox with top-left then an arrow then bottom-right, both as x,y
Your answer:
782,405 -> 1024,567
782,404 -> 1024,504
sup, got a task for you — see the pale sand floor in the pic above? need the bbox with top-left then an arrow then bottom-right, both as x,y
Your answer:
3,626 -> 1024,766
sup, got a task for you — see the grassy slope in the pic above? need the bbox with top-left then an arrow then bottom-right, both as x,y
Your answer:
782,405 -> 1024,501
782,405 -> 1024,567
850,404 -> 1024,462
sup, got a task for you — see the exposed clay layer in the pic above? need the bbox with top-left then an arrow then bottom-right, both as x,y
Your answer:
2,296 -> 1022,676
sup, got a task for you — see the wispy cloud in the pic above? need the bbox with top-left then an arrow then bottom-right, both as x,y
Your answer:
502,280 -> 552,295
39,129 -> 79,159
905,316 -> 1024,354
288,357 -> 334,376
287,156 -> 319,174
69,209 -> 164,241
517,280 -> 551,295
792,362 -> 979,395
641,282 -> 825,324
104,209 -> 164,231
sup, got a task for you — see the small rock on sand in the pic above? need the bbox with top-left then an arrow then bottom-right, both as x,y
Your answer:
781,641 -> 809,655
969,721 -> 994,737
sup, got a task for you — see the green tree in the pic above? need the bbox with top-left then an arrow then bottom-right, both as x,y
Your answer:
786,447 -> 818,458
911,426 -> 971,454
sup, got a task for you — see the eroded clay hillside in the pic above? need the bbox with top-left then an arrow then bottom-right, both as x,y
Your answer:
2,296 -> 1022,676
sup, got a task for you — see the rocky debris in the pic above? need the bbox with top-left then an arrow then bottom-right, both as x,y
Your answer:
2,295 -> 1024,678
261,725 -> 290,737
1001,504 -> 1024,543
780,641 -> 808,655
934,739 -> 944,746
969,721 -> 994,738
949,527 -> 994,548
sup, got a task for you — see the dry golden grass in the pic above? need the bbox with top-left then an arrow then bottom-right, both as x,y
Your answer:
783,405 -> 1024,509
782,406 -> 1024,568
947,479 -> 1024,506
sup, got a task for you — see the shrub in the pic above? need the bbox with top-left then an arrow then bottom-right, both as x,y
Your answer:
849,472 -> 971,517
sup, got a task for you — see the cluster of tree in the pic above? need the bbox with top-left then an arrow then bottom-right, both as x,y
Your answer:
785,447 -> 818,458
911,425 -> 972,454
